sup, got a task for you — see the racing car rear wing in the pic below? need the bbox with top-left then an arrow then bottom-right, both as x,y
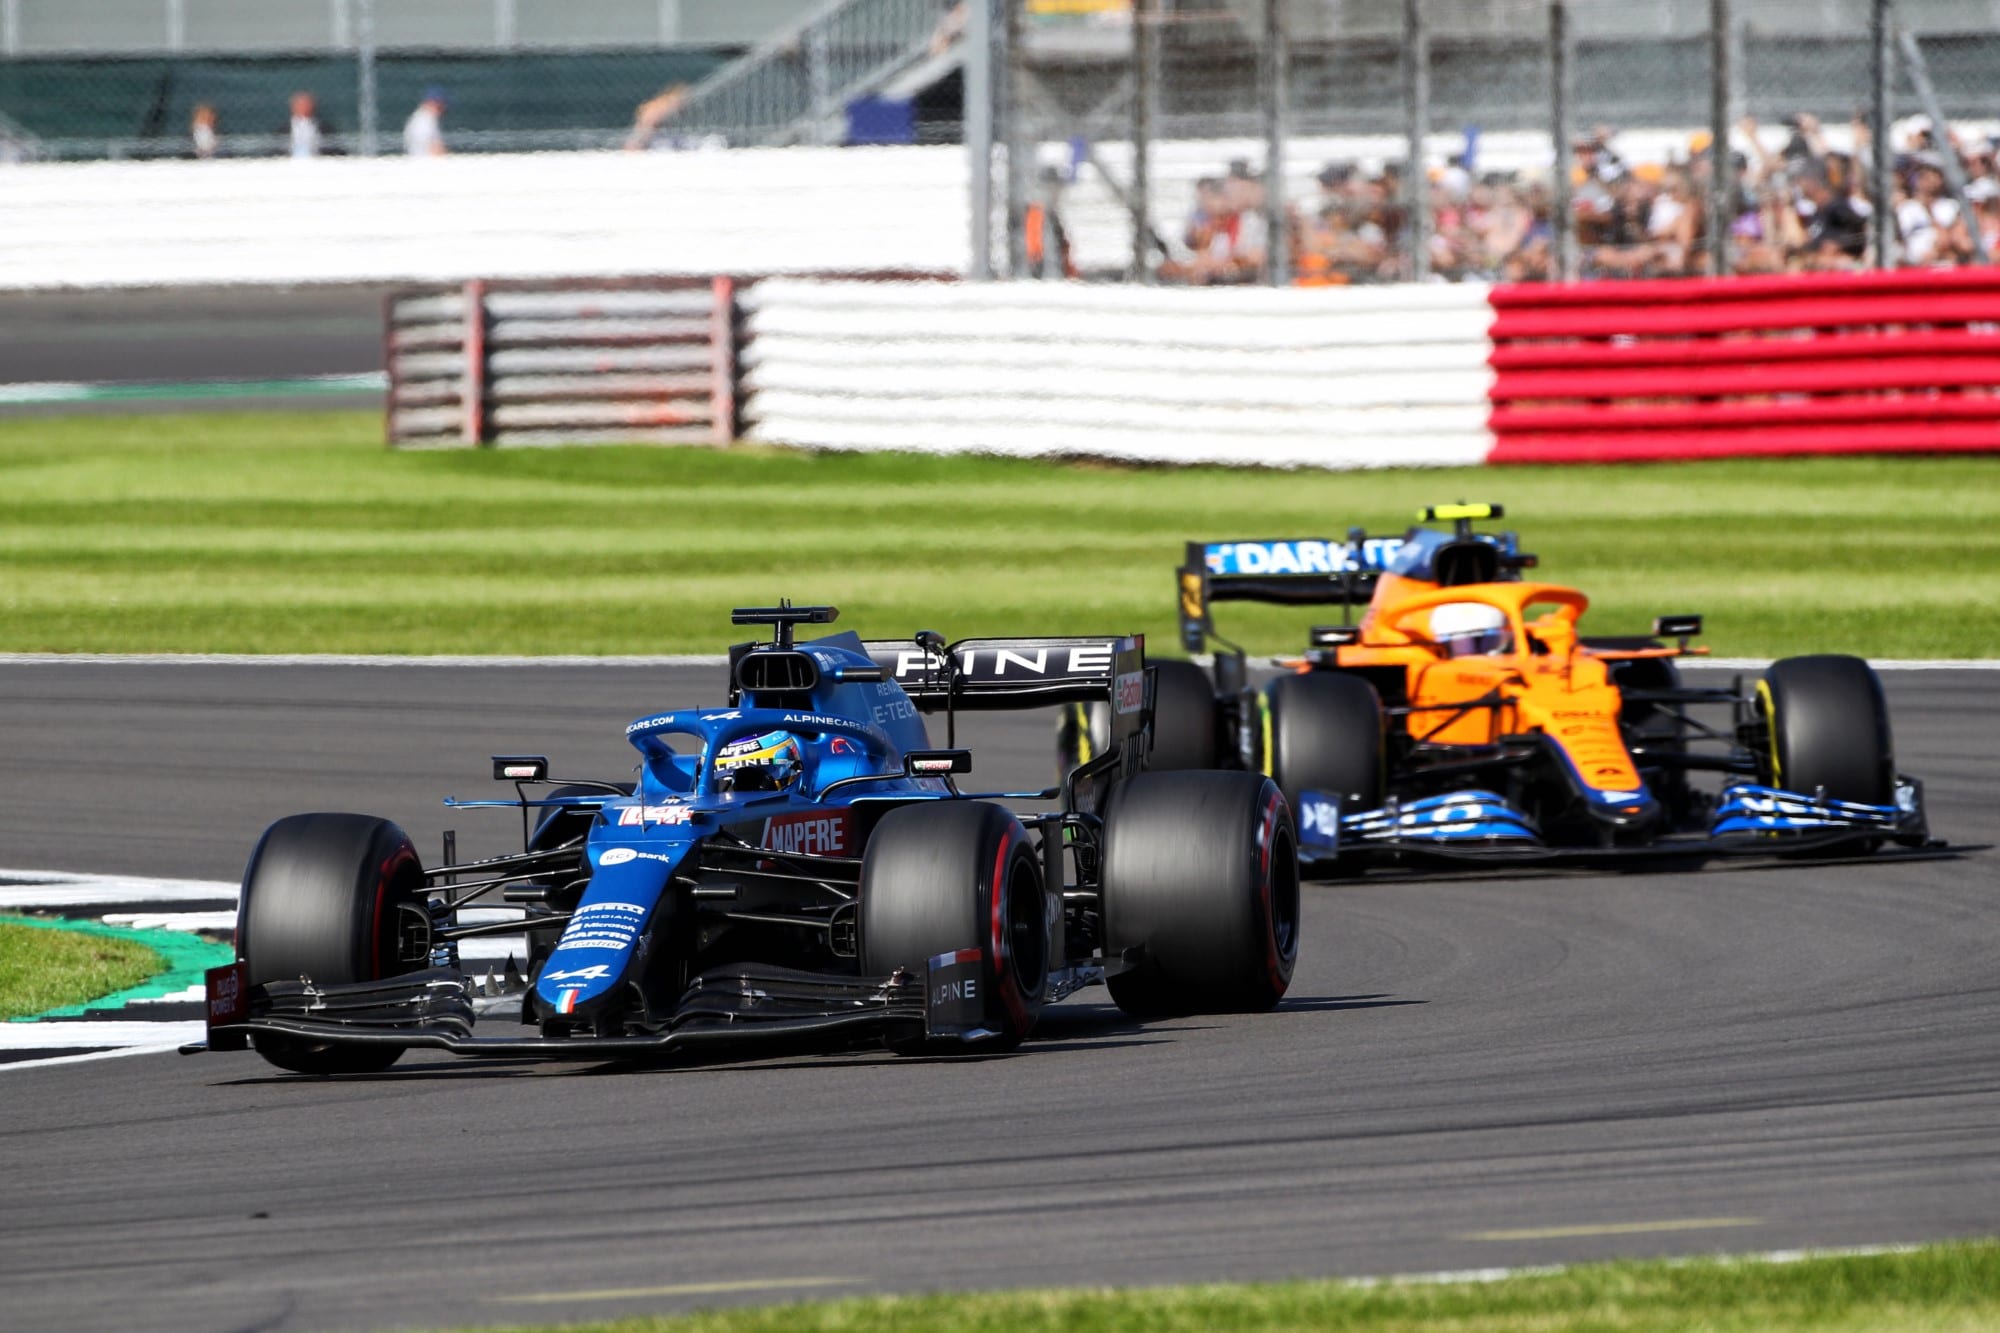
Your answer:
863,633 -> 1149,798
862,634 -> 1145,714
1178,538 -> 1403,653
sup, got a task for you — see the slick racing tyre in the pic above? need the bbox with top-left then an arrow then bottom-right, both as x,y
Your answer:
1054,700 -> 1108,783
237,813 -> 431,1075
1101,770 -> 1299,1017
1058,660 -> 1221,779
1756,655 -> 1895,805
1146,658 -> 1222,772
860,800 -> 1048,1049
1261,672 -> 1385,813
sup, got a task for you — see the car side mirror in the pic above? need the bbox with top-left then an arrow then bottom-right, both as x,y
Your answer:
904,749 -> 972,776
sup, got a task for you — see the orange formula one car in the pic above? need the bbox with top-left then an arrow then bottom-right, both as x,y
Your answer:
1062,504 -> 1932,870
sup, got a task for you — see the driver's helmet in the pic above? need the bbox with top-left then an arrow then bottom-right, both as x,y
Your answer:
1429,602 -> 1511,658
714,729 -> 805,793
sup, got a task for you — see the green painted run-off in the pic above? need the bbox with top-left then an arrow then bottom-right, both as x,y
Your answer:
5,915 -> 234,1020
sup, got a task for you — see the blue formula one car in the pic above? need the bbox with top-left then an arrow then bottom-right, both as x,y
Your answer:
194,604 -> 1300,1075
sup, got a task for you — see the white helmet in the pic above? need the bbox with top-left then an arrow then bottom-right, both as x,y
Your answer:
1430,602 -> 1510,657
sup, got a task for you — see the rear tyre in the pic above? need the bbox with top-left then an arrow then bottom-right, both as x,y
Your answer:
1055,701 -> 1109,783
1101,771 -> 1299,1017
860,801 -> 1047,1049
1147,658 -> 1221,771
237,813 -> 430,1075
1262,672 -> 1385,812
1756,655 -> 1895,805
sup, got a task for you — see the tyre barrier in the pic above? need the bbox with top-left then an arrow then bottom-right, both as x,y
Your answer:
386,277 -> 738,447
388,268 -> 2000,463
1488,269 -> 2000,463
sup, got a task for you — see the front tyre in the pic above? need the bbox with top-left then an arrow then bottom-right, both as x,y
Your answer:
237,813 -> 430,1075
1756,655 -> 1895,805
1262,671 -> 1385,813
860,801 -> 1048,1049
1101,771 -> 1299,1017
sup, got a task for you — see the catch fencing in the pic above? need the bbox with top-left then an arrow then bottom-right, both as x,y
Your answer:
988,0 -> 2000,283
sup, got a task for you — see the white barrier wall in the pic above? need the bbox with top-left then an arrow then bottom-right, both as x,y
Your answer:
740,279 -> 1497,468
0,148 -> 971,289
1,125 -> 1878,292
0,128 -> 1582,292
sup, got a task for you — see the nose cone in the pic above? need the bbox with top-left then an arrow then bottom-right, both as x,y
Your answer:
1585,784 -> 1662,832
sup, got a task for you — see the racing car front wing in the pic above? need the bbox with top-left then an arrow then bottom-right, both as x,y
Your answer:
1296,776 -> 1932,869
188,948 -> 998,1061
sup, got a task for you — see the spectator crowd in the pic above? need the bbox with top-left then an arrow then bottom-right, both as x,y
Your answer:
1150,112 -> 1999,285
173,86 -> 452,158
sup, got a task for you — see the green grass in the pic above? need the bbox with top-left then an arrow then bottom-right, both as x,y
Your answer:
487,1242 -> 2000,1332
0,916 -> 162,1020
2,410 -> 1997,656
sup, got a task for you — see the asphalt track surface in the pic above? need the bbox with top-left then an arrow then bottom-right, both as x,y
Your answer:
0,286 -> 388,413
0,662 -> 1994,1332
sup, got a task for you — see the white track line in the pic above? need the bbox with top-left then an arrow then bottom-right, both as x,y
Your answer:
1366,1243 -> 1922,1288
98,911 -> 236,932
0,1020 -> 206,1049
0,1043 -> 191,1073
0,872 -> 238,909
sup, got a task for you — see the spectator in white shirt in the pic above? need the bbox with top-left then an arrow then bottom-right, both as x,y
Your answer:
1897,158 -> 1972,265
404,88 -> 448,157
190,103 -> 219,159
287,92 -> 324,159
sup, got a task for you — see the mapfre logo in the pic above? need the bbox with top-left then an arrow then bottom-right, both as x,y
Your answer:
761,811 -> 850,856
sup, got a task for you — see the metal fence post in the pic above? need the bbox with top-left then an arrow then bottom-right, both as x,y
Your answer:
1549,0 -> 1576,283
462,280 -> 487,446
967,0 -> 995,279
357,0 -> 379,157
1003,0 -> 1028,278
1262,0 -> 1289,287
806,25 -> 834,146
1132,0 -> 1155,283
1871,0 -> 1895,267
1896,22 -> 1986,261
0,0 -> 19,58
1705,0 -> 1733,276
1403,0 -> 1430,281
710,276 -> 738,445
